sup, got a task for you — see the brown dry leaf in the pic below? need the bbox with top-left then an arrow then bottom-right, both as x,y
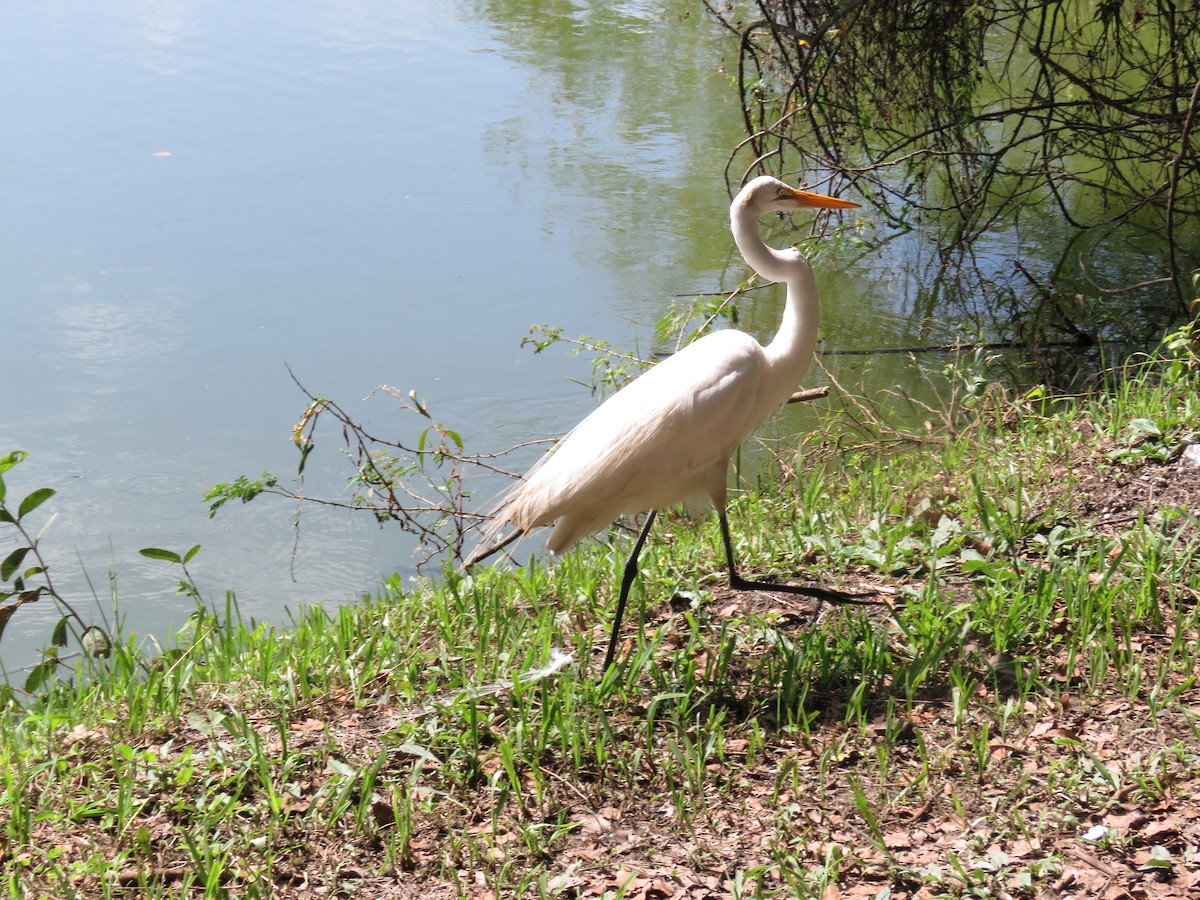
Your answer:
1173,869 -> 1200,889
63,723 -> 107,747
611,870 -> 647,894
1104,810 -> 1148,834
883,831 -> 912,850
821,884 -> 841,900
290,718 -> 325,733
567,846 -> 604,862
1009,838 -> 1041,858
283,796 -> 313,815
1142,817 -> 1182,842
1131,849 -> 1158,868
579,813 -> 613,835
1029,718 -> 1058,738
1040,725 -> 1082,742
856,846 -> 890,865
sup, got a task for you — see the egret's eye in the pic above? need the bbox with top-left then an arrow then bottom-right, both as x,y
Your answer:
776,187 -> 789,198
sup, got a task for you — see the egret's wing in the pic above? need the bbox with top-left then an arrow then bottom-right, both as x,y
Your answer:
503,330 -> 770,550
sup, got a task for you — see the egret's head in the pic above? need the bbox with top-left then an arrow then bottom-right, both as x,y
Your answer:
737,175 -> 859,216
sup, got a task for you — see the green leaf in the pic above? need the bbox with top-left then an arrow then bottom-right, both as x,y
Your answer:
326,758 -> 357,778
24,658 -> 56,693
408,390 -> 430,419
1128,417 -> 1161,436
1,547 -> 30,582
960,553 -> 1006,580
393,743 -> 442,766
187,710 -> 219,736
182,544 -> 202,564
0,450 -> 27,476
140,547 -> 183,564
51,615 -> 69,648
18,487 -> 55,519
203,473 -> 274,518
297,440 -> 313,475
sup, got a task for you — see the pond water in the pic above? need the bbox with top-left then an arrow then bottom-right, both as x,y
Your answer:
0,0 -> 1175,678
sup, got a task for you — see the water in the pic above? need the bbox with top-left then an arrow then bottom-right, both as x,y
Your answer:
0,1 -> 1176,679
0,0 -> 807,675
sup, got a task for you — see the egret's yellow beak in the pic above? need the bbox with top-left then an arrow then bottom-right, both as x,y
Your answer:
786,187 -> 859,209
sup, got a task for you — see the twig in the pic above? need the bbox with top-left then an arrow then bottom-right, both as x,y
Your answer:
787,386 -> 830,404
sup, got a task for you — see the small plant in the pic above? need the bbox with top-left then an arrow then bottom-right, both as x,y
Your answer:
522,324 -> 650,399
203,372 -> 547,568
0,450 -> 106,693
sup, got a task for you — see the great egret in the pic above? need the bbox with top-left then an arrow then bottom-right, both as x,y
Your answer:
467,175 -> 871,671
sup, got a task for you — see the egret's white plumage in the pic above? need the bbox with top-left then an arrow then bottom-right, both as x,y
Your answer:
503,326 -> 773,554
467,176 -> 866,670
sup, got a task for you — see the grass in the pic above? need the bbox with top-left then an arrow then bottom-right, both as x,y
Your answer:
3,331 -> 1200,898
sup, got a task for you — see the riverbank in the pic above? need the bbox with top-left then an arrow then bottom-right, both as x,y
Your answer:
4,330 -> 1200,898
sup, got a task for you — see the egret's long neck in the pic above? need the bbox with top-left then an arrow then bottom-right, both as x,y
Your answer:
730,206 -> 820,395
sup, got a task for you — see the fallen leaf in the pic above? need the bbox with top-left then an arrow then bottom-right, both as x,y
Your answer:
579,813 -> 613,835
1104,810 -> 1147,834
645,877 -> 676,898
1142,818 -> 1182,842
883,831 -> 912,850
1009,838 -> 1041,857
283,796 -> 312,814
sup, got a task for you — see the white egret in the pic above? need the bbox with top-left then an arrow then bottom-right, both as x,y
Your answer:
467,176 -> 872,671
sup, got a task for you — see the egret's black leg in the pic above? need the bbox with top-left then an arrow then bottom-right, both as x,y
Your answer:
601,510 -> 658,672
718,508 -> 878,607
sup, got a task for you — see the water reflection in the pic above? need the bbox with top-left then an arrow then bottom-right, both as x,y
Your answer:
54,298 -> 185,370
472,0 -> 748,316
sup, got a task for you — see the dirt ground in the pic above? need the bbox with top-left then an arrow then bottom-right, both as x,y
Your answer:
520,430 -> 1200,900
394,430 -> 1200,900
